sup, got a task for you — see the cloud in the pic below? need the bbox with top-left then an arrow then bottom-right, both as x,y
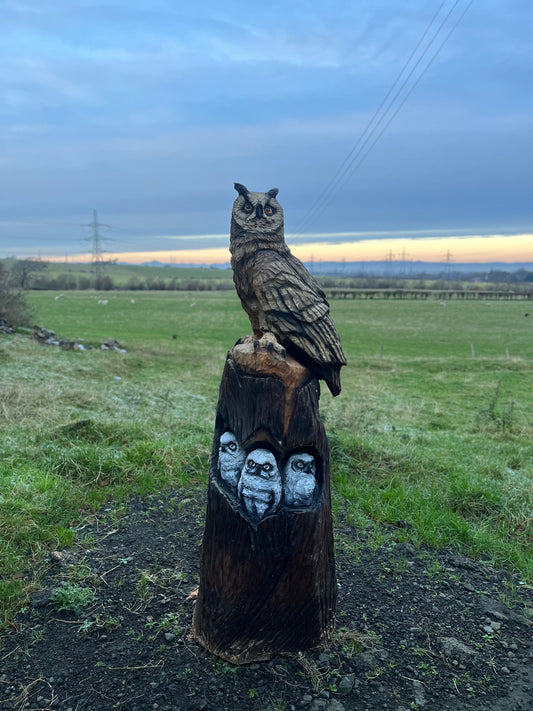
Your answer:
1,0 -> 532,259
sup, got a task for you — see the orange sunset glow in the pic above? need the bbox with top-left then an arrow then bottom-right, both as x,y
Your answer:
58,232 -> 532,266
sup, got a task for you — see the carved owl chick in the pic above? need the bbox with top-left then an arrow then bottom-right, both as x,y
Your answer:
218,430 -> 246,489
283,452 -> 317,508
237,448 -> 282,523
230,183 -> 346,396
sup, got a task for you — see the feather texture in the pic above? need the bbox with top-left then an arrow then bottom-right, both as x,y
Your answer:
230,184 -> 346,395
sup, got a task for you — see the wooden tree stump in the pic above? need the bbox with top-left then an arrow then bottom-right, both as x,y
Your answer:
192,338 -> 337,664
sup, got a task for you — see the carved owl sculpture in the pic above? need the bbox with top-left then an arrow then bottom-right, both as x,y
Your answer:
283,452 -> 317,508
237,449 -> 282,523
230,183 -> 347,396
218,431 -> 246,489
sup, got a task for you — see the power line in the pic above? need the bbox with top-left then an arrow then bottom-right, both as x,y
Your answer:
296,0 -> 470,233
294,0 -> 450,235
291,0 -> 474,236
336,0 -> 475,191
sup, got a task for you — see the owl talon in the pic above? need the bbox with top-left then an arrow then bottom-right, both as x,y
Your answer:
255,331 -> 286,357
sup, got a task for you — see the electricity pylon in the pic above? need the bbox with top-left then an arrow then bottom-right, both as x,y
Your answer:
84,210 -> 110,286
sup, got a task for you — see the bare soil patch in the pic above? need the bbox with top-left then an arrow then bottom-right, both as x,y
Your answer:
1,490 -> 531,711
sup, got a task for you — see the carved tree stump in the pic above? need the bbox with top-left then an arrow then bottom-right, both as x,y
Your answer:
192,339 -> 337,664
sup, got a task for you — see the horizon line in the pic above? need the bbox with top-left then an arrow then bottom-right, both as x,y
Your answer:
17,256 -> 533,267
4,231 -> 532,264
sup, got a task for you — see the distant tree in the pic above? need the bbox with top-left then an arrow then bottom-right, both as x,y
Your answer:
55,274 -> 77,290
512,269 -> 531,283
10,259 -> 48,289
487,270 -> 510,284
148,278 -> 167,290
214,281 -> 233,291
96,275 -> 114,290
0,262 -> 32,327
320,277 -> 336,288
183,279 -> 206,290
126,277 -> 144,290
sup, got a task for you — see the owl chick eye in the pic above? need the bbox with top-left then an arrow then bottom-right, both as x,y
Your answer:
264,205 -> 275,216
243,203 -> 253,213
228,442 -> 237,451
295,460 -> 305,469
247,459 -> 256,469
262,463 -> 273,472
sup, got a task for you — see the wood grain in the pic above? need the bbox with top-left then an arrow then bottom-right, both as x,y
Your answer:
192,344 -> 337,664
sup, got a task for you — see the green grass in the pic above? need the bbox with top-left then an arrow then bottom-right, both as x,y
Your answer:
0,290 -> 532,627
3,258 -> 235,290
49,583 -> 96,615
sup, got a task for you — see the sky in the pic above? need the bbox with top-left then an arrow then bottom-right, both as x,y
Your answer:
1,0 -> 532,265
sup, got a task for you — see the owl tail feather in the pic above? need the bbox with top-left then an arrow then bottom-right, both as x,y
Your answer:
320,365 -> 342,397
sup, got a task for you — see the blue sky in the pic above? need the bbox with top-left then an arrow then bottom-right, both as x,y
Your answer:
1,0 -> 532,263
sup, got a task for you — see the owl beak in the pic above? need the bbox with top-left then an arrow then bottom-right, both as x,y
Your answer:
255,204 -> 263,219
249,463 -> 267,478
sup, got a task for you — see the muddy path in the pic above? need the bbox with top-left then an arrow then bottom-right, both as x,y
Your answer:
1,489 -> 531,711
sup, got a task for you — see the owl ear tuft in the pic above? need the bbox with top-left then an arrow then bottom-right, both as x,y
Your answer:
266,188 -> 279,199
234,183 -> 249,197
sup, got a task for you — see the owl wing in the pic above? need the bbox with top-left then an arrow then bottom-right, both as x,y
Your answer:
253,250 -> 346,373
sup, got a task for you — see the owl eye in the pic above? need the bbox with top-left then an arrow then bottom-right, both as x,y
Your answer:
262,462 -> 273,473
295,460 -> 305,469
247,459 -> 256,469
243,202 -> 253,213
264,205 -> 275,216
228,442 -> 237,451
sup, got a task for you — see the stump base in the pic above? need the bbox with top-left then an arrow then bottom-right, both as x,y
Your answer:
192,343 -> 336,664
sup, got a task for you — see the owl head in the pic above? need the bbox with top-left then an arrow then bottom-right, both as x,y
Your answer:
283,452 -> 317,508
243,448 -> 279,480
218,430 -> 246,489
287,452 -> 316,476
231,183 -> 284,236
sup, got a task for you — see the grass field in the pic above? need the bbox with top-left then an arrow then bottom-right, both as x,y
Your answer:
4,258 -> 235,290
1,290 -> 532,627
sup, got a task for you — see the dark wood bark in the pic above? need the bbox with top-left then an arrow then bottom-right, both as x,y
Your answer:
192,339 -> 337,664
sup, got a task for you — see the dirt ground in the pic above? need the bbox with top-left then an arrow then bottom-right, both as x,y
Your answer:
1,489 -> 531,711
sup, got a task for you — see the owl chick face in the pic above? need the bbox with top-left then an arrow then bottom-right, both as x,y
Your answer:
243,450 -> 278,480
284,452 -> 317,508
238,448 -> 282,523
218,431 -> 246,489
289,453 -> 316,475
232,183 -> 284,234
